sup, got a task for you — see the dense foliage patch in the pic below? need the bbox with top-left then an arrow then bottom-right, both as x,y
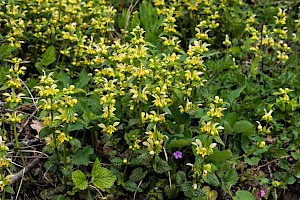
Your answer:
0,0 -> 300,199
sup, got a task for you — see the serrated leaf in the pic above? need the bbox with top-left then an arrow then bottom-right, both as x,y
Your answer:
68,123 -> 84,132
208,150 -> 232,163
226,85 -> 246,106
41,45 -> 56,66
164,184 -> 179,199
72,146 -> 94,166
244,156 -> 260,166
223,168 -> 239,186
168,139 -> 191,149
0,44 -> 15,60
124,180 -> 143,192
72,170 -> 88,190
129,167 -> 146,182
234,190 -> 255,200
213,135 -> 225,146
181,181 -> 204,198
4,185 -> 15,194
153,156 -> 171,174
130,153 -> 151,165
291,152 -> 300,160
203,173 -> 220,187
35,62 -> 44,74
92,158 -> 116,191
176,171 -> 187,184
233,120 -> 255,136
75,69 -> 89,88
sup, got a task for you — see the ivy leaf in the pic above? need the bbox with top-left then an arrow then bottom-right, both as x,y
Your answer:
72,146 -> 94,166
92,158 -> 116,191
233,120 -> 255,136
41,45 -> 56,66
153,156 -> 171,174
72,170 -> 88,190
234,190 -> 255,200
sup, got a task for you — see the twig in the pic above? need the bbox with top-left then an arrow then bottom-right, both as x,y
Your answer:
18,110 -> 37,135
6,137 -> 40,147
10,154 -> 43,184
15,168 -> 25,200
8,149 -> 49,158
252,155 -> 290,171
21,79 -> 38,111
89,185 -> 106,199
162,146 -> 172,188
124,0 -> 139,32
133,179 -> 143,200
268,164 -> 277,200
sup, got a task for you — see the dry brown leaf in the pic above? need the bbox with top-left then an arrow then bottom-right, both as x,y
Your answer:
30,120 -> 44,134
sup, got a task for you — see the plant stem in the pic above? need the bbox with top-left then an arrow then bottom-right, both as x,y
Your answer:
13,117 -> 26,168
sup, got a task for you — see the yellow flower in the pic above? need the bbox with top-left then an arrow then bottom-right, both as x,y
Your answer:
56,130 -> 71,143
99,122 -> 120,134
262,109 -> 273,122
0,157 -> 10,167
192,139 -> 216,158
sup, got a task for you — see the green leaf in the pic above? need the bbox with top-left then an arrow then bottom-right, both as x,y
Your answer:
168,138 -> 191,149
92,158 -> 116,191
0,44 -> 15,60
41,45 -> 56,66
68,123 -> 84,132
213,135 -> 225,146
4,185 -> 15,194
244,156 -> 260,166
35,62 -> 44,74
208,150 -> 232,163
72,146 -> 94,166
294,160 -> 300,178
72,170 -> 88,190
124,180 -> 143,192
129,167 -> 146,182
87,191 -> 93,200
153,156 -> 171,174
0,67 -> 7,81
233,120 -> 255,136
164,184 -> 179,199
181,181 -> 204,198
176,171 -> 187,184
75,69 -> 89,88
234,190 -> 255,200
223,168 -> 239,186
226,85 -> 246,106
291,152 -> 300,160
203,173 -> 220,187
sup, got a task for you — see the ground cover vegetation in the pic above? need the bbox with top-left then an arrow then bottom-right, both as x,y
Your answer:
0,0 -> 300,199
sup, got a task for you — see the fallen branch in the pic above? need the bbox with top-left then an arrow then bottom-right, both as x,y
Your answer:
10,154 -> 44,184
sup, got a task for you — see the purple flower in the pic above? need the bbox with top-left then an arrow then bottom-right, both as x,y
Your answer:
173,151 -> 182,159
260,189 -> 266,197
